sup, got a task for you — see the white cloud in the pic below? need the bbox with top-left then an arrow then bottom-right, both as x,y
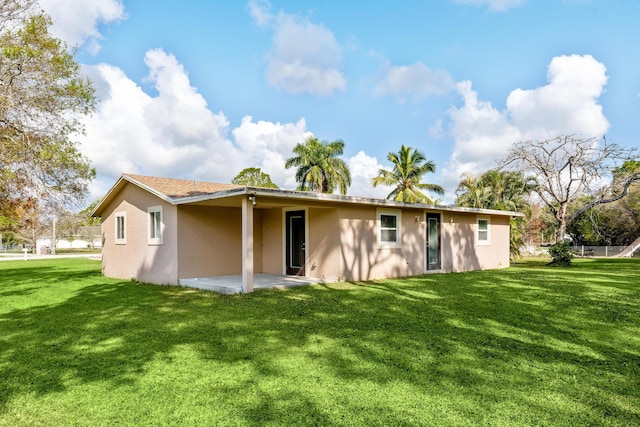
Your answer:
39,0 -> 125,53
373,62 -> 456,102
441,80 -> 521,193
348,151 -> 391,199
266,59 -> 346,96
78,48 -> 379,200
507,54 -> 609,139
232,116 -> 312,189
442,55 -> 609,199
247,0 -> 273,27
451,0 -> 527,12
231,119 -> 386,196
142,49 -> 231,149
78,49 -> 243,199
249,2 -> 346,96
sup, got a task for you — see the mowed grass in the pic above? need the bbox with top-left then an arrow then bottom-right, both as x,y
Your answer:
0,258 -> 639,426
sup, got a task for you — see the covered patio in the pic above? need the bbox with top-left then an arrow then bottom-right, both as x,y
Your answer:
178,274 -> 330,294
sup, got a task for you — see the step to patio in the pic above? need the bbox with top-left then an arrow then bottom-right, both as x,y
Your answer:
178,278 -> 243,294
178,273 -> 335,294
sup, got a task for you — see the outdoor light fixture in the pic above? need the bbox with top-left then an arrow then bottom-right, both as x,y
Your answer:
248,195 -> 256,206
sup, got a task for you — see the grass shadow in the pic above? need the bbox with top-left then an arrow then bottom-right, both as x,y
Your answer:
0,258 -> 639,425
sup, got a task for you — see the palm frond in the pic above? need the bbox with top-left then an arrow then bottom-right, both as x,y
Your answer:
373,145 -> 443,203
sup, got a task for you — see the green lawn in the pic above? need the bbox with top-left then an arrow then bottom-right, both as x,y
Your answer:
0,257 -> 638,426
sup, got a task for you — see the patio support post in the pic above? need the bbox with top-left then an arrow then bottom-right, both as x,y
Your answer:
242,196 -> 254,293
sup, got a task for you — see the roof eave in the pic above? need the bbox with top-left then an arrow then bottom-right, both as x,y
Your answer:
92,175 -> 523,219
91,174 -> 179,217
91,175 -> 127,217
174,186 -> 522,217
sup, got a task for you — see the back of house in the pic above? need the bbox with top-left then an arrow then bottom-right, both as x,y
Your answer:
92,174 -> 519,291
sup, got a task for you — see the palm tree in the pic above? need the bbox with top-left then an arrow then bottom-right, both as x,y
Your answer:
285,136 -> 351,195
372,145 -> 444,203
456,169 -> 535,211
456,169 -> 536,260
455,172 -> 491,209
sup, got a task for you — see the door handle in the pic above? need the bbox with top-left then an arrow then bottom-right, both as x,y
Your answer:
301,242 -> 306,250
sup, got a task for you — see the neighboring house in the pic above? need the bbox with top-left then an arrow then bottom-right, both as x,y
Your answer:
37,226 -> 103,253
92,174 -> 521,292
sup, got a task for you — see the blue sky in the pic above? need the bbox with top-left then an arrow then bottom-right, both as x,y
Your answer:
39,0 -> 640,202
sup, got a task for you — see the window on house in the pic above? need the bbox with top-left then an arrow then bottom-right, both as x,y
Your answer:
378,210 -> 401,248
477,216 -> 490,245
148,206 -> 163,245
115,212 -> 126,244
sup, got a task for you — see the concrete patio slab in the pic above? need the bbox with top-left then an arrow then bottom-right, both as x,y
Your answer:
178,274 -> 331,294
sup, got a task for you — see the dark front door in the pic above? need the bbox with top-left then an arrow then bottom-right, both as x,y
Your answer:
286,210 -> 305,276
426,213 -> 441,270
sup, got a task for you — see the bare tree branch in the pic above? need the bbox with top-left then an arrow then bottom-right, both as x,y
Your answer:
569,171 -> 640,222
500,134 -> 637,244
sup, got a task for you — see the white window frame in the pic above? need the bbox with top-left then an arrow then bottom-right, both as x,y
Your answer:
115,212 -> 126,245
476,216 -> 490,245
147,206 -> 163,245
377,209 -> 402,248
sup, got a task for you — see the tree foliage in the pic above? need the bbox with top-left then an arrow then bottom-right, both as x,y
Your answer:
455,169 -> 535,259
547,242 -> 574,266
0,0 -> 95,231
231,167 -> 278,189
285,136 -> 351,195
372,145 -> 444,203
455,169 -> 535,211
501,135 -> 638,244
568,160 -> 640,245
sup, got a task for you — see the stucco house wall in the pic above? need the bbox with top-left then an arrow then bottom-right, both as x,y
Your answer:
94,174 -> 519,289
100,184 -> 178,285
402,208 -> 428,277
261,208 -> 283,275
176,205 -> 270,279
474,214 -> 510,270
307,207 -> 341,281
336,206 -> 426,281
439,212 -> 510,273
176,205 -> 241,279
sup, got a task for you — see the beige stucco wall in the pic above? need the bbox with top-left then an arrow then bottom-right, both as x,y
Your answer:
307,207 -> 341,281
475,214 -> 510,270
337,206 -> 425,281
100,183 -> 512,285
176,205 -> 263,278
260,208 -> 283,274
439,212 -> 510,273
336,207 -> 509,280
402,208 -> 427,276
100,185 -> 178,284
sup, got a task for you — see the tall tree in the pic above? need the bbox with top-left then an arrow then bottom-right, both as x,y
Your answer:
568,160 -> 640,246
0,1 -> 95,230
501,135 -> 638,244
231,167 -> 279,188
456,169 -> 535,212
455,172 -> 491,209
372,145 -> 444,203
456,169 -> 535,258
285,136 -> 351,195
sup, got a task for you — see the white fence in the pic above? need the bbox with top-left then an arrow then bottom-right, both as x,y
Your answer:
571,245 -> 628,257
522,245 -> 639,258
0,244 -> 24,253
